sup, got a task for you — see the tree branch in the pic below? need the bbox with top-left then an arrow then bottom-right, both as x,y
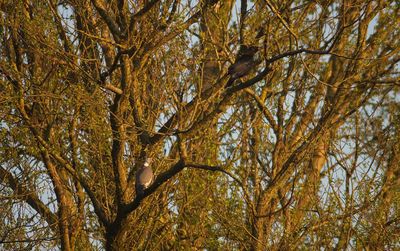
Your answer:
0,165 -> 58,231
90,0 -> 122,40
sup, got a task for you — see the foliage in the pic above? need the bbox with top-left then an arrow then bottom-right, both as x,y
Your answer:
0,0 -> 399,250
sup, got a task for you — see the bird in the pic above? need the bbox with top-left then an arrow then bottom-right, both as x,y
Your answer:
135,157 -> 154,197
226,45 -> 259,87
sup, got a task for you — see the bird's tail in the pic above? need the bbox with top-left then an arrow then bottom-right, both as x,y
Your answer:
226,77 -> 235,87
136,185 -> 145,198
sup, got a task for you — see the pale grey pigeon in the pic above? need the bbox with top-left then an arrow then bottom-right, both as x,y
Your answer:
135,158 -> 153,197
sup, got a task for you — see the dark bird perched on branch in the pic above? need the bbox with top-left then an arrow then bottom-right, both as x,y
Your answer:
226,45 -> 259,87
135,158 -> 153,197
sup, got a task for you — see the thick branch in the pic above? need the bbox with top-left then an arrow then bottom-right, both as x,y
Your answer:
90,0 -> 122,40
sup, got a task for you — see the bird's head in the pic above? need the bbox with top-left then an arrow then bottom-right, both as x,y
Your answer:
240,45 -> 259,57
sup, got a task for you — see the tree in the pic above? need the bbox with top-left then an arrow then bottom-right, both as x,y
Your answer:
0,0 -> 399,250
